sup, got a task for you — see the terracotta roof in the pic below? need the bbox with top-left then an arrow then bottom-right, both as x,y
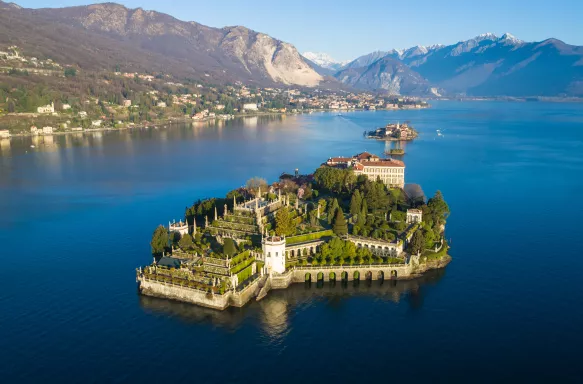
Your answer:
328,157 -> 352,163
360,159 -> 405,168
355,152 -> 379,160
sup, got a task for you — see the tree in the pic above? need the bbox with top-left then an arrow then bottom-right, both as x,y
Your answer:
327,198 -> 339,225
151,225 -> 168,256
275,206 -> 296,236
364,180 -> 390,212
350,190 -> 362,216
223,238 -> 237,257
408,230 -> 425,255
428,191 -> 450,223
333,208 -> 348,236
179,233 -> 194,250
246,177 -> 268,196
64,68 -> 77,78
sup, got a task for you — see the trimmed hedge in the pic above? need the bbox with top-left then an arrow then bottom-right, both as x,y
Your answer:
286,230 -> 333,245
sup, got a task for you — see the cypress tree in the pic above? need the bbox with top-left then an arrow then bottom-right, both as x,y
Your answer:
327,198 -> 339,225
350,190 -> 362,216
333,208 -> 348,236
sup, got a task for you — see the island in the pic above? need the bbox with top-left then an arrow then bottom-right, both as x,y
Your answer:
136,152 -> 451,310
366,122 -> 418,141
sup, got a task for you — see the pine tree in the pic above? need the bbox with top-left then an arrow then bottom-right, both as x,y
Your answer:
333,208 -> 348,236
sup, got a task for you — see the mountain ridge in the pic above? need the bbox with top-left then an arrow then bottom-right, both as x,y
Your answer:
0,1 -> 324,87
335,33 -> 583,96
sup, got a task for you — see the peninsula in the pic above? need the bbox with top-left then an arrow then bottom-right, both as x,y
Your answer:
136,152 -> 451,310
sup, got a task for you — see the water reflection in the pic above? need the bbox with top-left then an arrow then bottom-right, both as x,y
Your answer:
138,268 -> 446,331
0,138 -> 10,156
1,115 -> 297,158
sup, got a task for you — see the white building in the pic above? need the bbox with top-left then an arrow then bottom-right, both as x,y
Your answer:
42,126 -> 53,134
326,152 -> 405,188
122,100 -> 132,107
91,120 -> 102,127
157,102 -> 167,108
262,235 -> 286,275
243,103 -> 258,111
0,130 -> 10,139
169,220 -> 189,236
62,104 -> 71,110
406,209 -> 423,224
37,103 -> 54,114
78,111 -> 88,118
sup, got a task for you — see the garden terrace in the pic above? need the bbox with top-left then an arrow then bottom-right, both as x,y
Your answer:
286,230 -> 333,245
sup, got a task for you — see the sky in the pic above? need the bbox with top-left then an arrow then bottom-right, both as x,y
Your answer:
14,0 -> 583,62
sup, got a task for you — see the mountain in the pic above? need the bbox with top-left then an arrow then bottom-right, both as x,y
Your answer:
342,51 -> 392,70
302,52 -> 349,71
335,56 -> 432,95
402,33 -> 583,96
335,33 -> 583,97
0,1 -> 323,87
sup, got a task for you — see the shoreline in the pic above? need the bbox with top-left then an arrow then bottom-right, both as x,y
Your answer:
137,253 -> 451,310
2,107 -> 431,140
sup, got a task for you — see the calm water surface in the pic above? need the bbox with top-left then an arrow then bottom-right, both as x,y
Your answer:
1,101 -> 583,382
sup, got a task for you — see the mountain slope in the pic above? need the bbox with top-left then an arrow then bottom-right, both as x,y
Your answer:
336,34 -> 583,97
335,56 -> 431,95
407,34 -> 583,96
0,1 -> 323,87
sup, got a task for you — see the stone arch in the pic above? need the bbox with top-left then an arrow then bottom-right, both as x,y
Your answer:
329,272 -> 336,282
391,270 -> 398,278
317,272 -> 324,281
365,271 -> 373,280
341,271 -> 348,281
377,270 -> 384,280
305,273 -> 311,282
353,271 -> 360,280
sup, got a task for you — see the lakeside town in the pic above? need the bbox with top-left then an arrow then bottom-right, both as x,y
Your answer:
137,152 -> 451,310
0,45 -> 430,139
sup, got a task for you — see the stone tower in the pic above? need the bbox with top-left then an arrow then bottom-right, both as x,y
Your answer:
262,235 -> 286,275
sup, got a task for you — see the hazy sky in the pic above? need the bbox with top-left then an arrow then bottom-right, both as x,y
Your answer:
15,0 -> 583,61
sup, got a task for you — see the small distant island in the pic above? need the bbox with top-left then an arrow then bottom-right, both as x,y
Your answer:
366,122 -> 418,141
136,152 -> 451,310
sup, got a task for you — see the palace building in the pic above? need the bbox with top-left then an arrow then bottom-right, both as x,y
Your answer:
325,152 -> 405,188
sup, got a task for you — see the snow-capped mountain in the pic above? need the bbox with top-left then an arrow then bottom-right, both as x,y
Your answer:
302,52 -> 350,71
335,33 -> 583,97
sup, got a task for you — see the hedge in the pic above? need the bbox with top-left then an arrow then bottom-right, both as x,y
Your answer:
286,230 -> 333,245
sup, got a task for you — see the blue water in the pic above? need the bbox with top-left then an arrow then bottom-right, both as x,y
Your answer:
1,101 -> 583,382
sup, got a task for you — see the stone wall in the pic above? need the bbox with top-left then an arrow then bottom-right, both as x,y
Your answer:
138,278 -> 231,310
229,278 -> 261,307
270,271 -> 293,289
138,255 -> 451,310
289,264 -> 414,283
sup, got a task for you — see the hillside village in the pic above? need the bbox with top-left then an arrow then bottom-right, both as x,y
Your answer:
0,45 -> 429,136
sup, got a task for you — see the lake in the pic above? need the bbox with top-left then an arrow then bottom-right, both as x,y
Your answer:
2,101 -> 583,382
